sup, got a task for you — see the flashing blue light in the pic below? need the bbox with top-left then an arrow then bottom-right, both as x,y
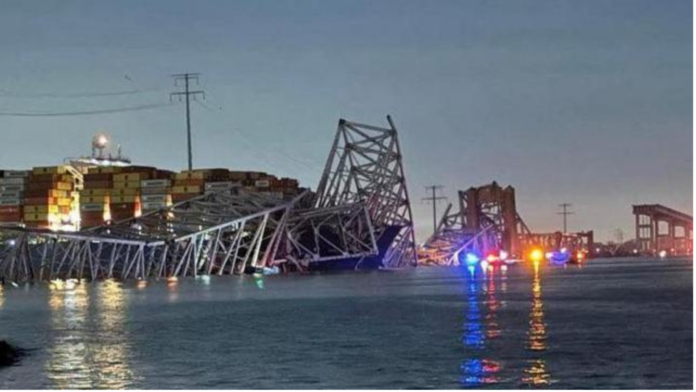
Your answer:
465,252 -> 480,265
550,250 -> 570,264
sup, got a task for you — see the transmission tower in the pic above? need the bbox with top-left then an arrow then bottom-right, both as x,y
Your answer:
171,73 -> 205,171
423,185 -> 447,234
557,203 -> 574,233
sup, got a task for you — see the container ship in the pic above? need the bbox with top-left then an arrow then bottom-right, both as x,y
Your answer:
0,134 -> 302,231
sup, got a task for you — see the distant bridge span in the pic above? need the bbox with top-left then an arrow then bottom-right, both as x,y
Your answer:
633,204 -> 692,256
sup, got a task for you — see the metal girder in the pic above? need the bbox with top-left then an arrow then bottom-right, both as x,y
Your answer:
313,116 -> 417,268
0,189 -> 301,283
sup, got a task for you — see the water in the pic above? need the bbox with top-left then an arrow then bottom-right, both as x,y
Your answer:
0,257 -> 692,389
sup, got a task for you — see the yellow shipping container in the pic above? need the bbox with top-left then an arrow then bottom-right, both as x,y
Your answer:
172,185 -> 202,194
87,166 -> 121,174
110,188 -> 138,196
24,205 -> 59,214
24,212 -> 61,223
55,181 -> 73,191
80,189 -> 111,197
56,198 -> 72,207
81,195 -> 108,204
32,166 -> 68,175
114,173 -> 150,182
175,171 -> 205,180
111,195 -> 139,204
113,181 -> 141,189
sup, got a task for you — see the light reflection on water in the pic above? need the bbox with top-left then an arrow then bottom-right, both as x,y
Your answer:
521,261 -> 551,387
45,280 -> 135,389
460,265 -> 503,387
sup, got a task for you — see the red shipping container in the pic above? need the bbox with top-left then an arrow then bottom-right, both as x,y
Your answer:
0,206 -> 21,214
110,202 -> 138,212
84,181 -> 113,189
24,197 -> 57,205
84,173 -> 113,182
0,212 -> 22,221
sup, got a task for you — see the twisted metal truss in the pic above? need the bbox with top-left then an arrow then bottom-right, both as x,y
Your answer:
419,186 -> 531,266
313,116 -> 417,268
418,202 -> 498,266
283,202 -> 378,269
0,189 -> 299,283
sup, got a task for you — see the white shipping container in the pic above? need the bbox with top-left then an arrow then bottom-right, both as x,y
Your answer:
0,191 -> 23,199
80,203 -> 106,212
255,180 -> 270,188
0,199 -> 21,206
141,194 -> 168,203
141,186 -> 170,195
3,170 -> 30,178
0,177 -> 26,185
141,179 -> 171,188
141,201 -> 167,210
0,185 -> 24,192
204,182 -> 241,192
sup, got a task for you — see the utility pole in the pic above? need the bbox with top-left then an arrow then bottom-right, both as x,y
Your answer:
423,185 -> 447,234
171,73 -> 205,171
557,203 -> 574,233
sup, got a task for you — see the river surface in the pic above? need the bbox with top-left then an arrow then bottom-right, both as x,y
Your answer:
0,257 -> 692,389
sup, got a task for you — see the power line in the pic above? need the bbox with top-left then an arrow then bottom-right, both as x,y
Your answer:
194,96 -> 319,174
0,87 -> 163,99
557,203 -> 575,233
423,185 -> 447,234
171,73 -> 205,171
0,102 -> 173,117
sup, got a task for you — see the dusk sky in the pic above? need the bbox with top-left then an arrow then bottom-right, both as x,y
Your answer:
0,0 -> 691,242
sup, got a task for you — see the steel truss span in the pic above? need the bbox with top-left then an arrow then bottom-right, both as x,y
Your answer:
312,116 -> 417,268
0,115 -> 418,282
0,190 -> 297,283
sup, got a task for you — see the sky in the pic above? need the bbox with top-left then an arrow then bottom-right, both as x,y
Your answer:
0,0 -> 691,242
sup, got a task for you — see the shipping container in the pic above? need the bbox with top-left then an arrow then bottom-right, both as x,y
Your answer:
24,189 -> 68,199
0,185 -> 25,192
80,203 -> 107,212
141,186 -> 170,195
3,170 -> 30,178
84,180 -> 113,189
111,195 -> 139,204
141,179 -> 171,188
114,173 -> 150,182
140,194 -> 168,203
80,188 -> 110,197
113,180 -> 142,189
81,195 -> 109,204
0,177 -> 26,185
141,201 -> 168,210
32,166 -> 68,175
172,185 -> 202,194
174,171 -> 205,180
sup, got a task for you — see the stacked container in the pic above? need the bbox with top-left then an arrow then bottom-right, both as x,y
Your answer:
0,170 -> 29,224
110,166 -> 155,221
140,170 -> 174,213
172,170 -> 206,203
24,166 -> 74,230
80,166 -> 116,228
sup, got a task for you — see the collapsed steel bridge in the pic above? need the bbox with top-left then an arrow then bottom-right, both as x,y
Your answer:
0,116 -> 417,283
419,181 -> 593,266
